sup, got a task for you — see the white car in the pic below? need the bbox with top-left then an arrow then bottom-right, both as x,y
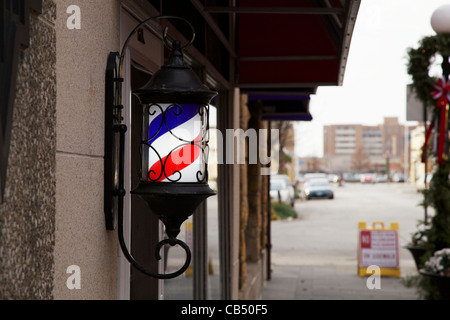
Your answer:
271,174 -> 295,206
416,174 -> 432,192
303,178 -> 334,200
270,178 -> 294,206
304,173 -> 327,181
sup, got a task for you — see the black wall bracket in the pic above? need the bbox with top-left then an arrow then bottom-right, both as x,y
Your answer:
104,52 -> 122,230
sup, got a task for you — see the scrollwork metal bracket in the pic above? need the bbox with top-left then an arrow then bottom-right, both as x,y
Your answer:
104,16 -> 201,279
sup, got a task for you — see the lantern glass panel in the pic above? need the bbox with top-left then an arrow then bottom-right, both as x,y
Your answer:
141,103 -> 209,183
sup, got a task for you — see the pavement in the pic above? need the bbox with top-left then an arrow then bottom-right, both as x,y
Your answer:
261,183 -> 424,300
261,263 -> 421,300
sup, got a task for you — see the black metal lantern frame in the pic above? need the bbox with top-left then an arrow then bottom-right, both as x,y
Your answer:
104,16 -> 217,279
140,102 -> 210,184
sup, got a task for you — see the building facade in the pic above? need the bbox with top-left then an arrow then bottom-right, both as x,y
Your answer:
323,117 -> 408,174
0,0 -> 359,299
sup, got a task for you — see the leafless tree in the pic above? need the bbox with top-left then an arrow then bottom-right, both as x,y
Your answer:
351,145 -> 371,171
271,121 -> 293,174
306,157 -> 323,172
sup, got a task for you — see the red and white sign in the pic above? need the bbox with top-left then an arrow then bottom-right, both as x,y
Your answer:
359,229 -> 399,268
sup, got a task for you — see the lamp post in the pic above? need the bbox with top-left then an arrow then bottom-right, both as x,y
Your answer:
431,4 -> 450,34
104,16 -> 217,279
423,4 -> 450,225
431,4 -> 450,80
431,4 -> 450,155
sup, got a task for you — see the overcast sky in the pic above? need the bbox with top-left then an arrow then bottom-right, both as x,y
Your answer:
295,0 -> 450,158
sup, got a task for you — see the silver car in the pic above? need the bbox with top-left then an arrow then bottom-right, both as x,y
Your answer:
270,177 -> 295,206
303,178 -> 334,200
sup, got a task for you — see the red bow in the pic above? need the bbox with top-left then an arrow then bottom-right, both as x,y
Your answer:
429,77 -> 449,165
432,77 -> 450,107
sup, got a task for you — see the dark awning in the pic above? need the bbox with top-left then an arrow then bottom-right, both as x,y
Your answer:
176,0 -> 359,120
248,94 -> 313,121
202,0 -> 360,96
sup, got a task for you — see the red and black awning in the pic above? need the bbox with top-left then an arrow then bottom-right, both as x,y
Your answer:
248,94 -> 313,121
162,0 -> 360,120
206,0 -> 359,93
204,0 -> 360,120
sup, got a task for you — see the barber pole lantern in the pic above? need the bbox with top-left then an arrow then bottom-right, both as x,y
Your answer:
132,39 -> 217,188
131,38 -> 216,244
144,103 -> 208,183
107,17 -> 217,280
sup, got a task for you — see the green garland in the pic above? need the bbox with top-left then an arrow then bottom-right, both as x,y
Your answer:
425,160 -> 450,250
407,33 -> 450,107
408,34 -> 450,299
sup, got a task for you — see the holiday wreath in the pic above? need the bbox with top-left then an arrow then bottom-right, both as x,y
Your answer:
407,33 -> 450,164
407,33 -> 450,300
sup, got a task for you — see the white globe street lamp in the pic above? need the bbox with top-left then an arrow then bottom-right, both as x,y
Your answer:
431,4 -> 450,34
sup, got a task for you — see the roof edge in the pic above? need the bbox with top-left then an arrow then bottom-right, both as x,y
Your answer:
337,0 -> 361,86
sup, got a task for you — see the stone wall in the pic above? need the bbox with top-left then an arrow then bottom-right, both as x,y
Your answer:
53,0 -> 119,299
238,97 -> 269,299
0,0 -> 120,300
239,95 -> 250,289
0,0 -> 57,299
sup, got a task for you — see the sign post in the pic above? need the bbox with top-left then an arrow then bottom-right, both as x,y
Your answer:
185,221 -> 193,276
357,221 -> 400,278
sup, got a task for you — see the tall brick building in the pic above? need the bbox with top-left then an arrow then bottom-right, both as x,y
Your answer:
323,117 -> 408,173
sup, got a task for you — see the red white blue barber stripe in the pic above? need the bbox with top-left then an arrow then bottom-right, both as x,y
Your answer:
147,104 -> 203,182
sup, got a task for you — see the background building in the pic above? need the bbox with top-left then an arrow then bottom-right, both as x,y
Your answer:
323,117 -> 411,175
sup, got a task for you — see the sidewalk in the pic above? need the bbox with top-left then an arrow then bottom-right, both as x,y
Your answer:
262,184 -> 424,300
262,261 -> 421,300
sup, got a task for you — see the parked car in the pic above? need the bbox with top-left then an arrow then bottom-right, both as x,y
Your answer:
304,173 -> 327,181
416,174 -> 432,192
360,174 -> 376,184
303,178 -> 334,200
271,174 -> 295,206
343,173 -> 361,182
270,178 -> 294,206
392,173 -> 405,183
327,174 -> 339,183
